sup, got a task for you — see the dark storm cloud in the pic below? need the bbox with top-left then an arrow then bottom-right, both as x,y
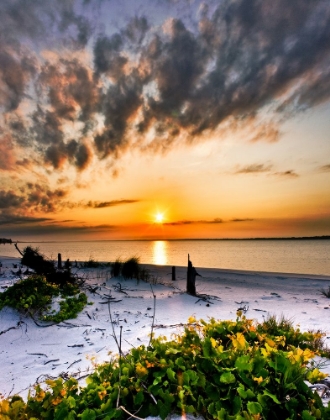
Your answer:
1,0 -> 330,170
94,71 -> 144,158
0,184 -> 66,228
0,184 -> 67,214
0,49 -> 36,112
0,191 -> 24,209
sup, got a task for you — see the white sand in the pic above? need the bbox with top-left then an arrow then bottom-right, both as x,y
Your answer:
1,256 -> 330,400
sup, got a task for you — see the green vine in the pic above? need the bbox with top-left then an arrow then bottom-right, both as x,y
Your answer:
0,275 -> 88,323
1,315 -> 329,419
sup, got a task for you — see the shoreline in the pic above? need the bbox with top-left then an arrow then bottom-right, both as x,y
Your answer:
1,255 -> 330,281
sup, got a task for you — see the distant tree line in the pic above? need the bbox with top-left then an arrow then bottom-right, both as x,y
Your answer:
0,238 -> 12,244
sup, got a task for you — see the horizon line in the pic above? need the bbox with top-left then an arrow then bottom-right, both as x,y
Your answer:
6,235 -> 330,243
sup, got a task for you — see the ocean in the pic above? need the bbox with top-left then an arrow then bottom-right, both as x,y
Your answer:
1,239 -> 330,276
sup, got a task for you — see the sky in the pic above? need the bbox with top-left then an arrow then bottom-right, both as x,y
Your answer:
0,0 -> 330,241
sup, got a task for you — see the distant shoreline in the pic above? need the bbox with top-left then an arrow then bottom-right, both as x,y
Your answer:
6,235 -> 330,243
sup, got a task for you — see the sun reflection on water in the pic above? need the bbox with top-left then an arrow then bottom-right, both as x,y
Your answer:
152,240 -> 168,265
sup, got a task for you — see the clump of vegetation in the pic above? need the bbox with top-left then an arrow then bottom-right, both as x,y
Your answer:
20,246 -> 56,276
121,256 -> 140,279
111,256 -> 151,283
111,258 -> 122,277
42,292 -> 88,323
1,315 -> 329,419
16,245 -> 78,287
82,257 -> 102,268
0,275 -> 87,323
320,286 -> 330,298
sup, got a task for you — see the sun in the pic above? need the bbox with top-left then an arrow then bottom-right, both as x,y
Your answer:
155,212 -> 164,223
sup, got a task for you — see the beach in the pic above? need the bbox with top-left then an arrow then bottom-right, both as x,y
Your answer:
1,256 -> 330,401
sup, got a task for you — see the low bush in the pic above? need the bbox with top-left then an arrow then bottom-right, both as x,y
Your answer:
121,257 -> 140,279
1,315 -> 329,419
20,246 -> 55,276
0,275 -> 87,323
111,257 -> 151,283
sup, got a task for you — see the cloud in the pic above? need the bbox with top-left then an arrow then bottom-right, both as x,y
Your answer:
0,213 -> 52,226
0,184 -> 67,217
318,164 -> 330,172
84,199 -> 140,208
164,217 -> 255,226
0,183 -> 141,228
0,190 -> 25,209
231,218 -> 254,222
234,163 -> 273,174
0,0 -> 329,172
273,170 -> 299,178
234,164 -> 299,178
0,134 -> 16,170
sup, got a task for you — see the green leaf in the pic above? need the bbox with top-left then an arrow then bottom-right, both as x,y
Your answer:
301,410 -> 316,420
166,367 -> 176,382
202,337 -> 212,357
134,391 -> 144,405
183,370 -> 199,386
235,355 -> 252,372
232,395 -> 242,415
247,401 -> 262,415
220,372 -> 236,384
237,386 -> 248,399
262,390 -> 281,404
165,347 -> 181,355
54,404 -> 69,420
208,402 -> 216,415
81,408 -> 96,420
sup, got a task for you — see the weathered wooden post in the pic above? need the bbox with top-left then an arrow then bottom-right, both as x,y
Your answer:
172,266 -> 176,281
58,253 -> 62,269
186,254 -> 200,296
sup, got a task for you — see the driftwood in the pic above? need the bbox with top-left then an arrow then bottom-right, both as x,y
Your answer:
186,254 -> 201,296
0,321 -> 25,335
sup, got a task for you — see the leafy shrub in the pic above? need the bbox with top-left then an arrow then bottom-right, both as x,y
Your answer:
42,293 -> 88,323
1,315 -> 329,419
0,275 -> 87,323
121,257 -> 140,279
0,275 -> 58,316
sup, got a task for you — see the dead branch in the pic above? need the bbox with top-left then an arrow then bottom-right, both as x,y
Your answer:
153,322 -> 199,329
118,405 -> 145,420
67,359 -> 82,369
0,321 -> 25,335
148,284 -> 156,347
44,359 -> 60,365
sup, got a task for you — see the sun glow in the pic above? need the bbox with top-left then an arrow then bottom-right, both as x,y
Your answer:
155,212 -> 164,223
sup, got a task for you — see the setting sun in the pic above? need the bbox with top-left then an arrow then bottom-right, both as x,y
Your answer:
155,212 -> 165,224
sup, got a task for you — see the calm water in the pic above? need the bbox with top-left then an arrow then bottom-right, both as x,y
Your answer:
1,239 -> 330,276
